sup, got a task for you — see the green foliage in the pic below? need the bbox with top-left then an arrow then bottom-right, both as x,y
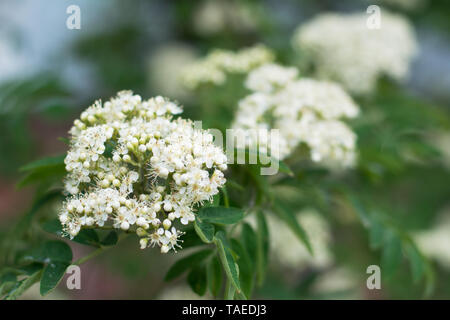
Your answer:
18,154 -> 65,188
348,194 -> 434,294
187,265 -> 208,296
40,261 -> 70,296
165,249 -> 213,282
231,239 -> 254,297
271,199 -> 313,255
1,240 -> 72,299
194,219 -> 215,243
2,1 -> 450,300
197,206 -> 244,225
214,231 -> 245,299
0,75 -> 71,176
255,211 -> 269,286
207,256 -> 223,297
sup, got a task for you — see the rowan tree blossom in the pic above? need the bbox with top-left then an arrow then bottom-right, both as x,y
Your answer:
60,91 -> 227,253
181,45 -> 274,89
192,0 -> 257,36
292,11 -> 418,94
232,63 -> 360,167
148,43 -> 198,101
245,63 -> 299,93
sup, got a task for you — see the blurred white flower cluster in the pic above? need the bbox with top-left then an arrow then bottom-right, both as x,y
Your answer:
267,210 -> 333,270
245,63 -> 299,93
292,11 -> 418,94
415,213 -> 450,269
193,0 -> 258,36
60,91 -> 227,253
312,267 -> 360,298
181,44 -> 274,89
232,63 -> 360,167
148,43 -> 198,102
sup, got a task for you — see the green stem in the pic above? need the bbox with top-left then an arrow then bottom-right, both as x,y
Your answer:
224,279 -> 235,300
73,247 -> 105,266
74,232 -> 129,266
221,186 -> 230,208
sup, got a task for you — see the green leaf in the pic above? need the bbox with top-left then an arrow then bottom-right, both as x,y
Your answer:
100,231 -> 118,246
381,232 -> 402,278
234,148 -> 293,176
12,190 -> 62,239
272,201 -> 313,255
5,270 -> 42,300
213,231 -> 245,299
165,249 -> 213,282
16,263 -> 44,276
256,210 -> 269,286
187,265 -> 207,296
404,242 -> 425,283
40,261 -> 70,296
0,263 -> 44,297
197,206 -> 244,225
43,241 -> 73,263
42,218 -> 103,247
1,280 -> 17,297
231,239 -> 254,298
194,219 -> 215,243
17,155 -> 66,188
423,260 -> 435,298
0,271 -> 17,296
19,154 -> 65,172
0,271 -> 17,285
347,194 -> 371,228
278,160 -> 294,176
180,228 -> 205,249
226,179 -> 245,191
369,219 -> 385,250
41,218 -> 65,237
207,255 -> 222,298
204,193 -> 221,208
22,240 -> 72,264
72,229 -> 100,247
241,223 -> 257,269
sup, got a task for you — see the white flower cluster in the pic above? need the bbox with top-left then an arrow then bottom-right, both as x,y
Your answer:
292,11 -> 418,94
245,63 -> 299,93
181,45 -> 274,90
232,63 -> 359,167
60,91 -> 227,253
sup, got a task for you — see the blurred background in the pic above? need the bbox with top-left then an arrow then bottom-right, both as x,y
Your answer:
0,0 -> 449,299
